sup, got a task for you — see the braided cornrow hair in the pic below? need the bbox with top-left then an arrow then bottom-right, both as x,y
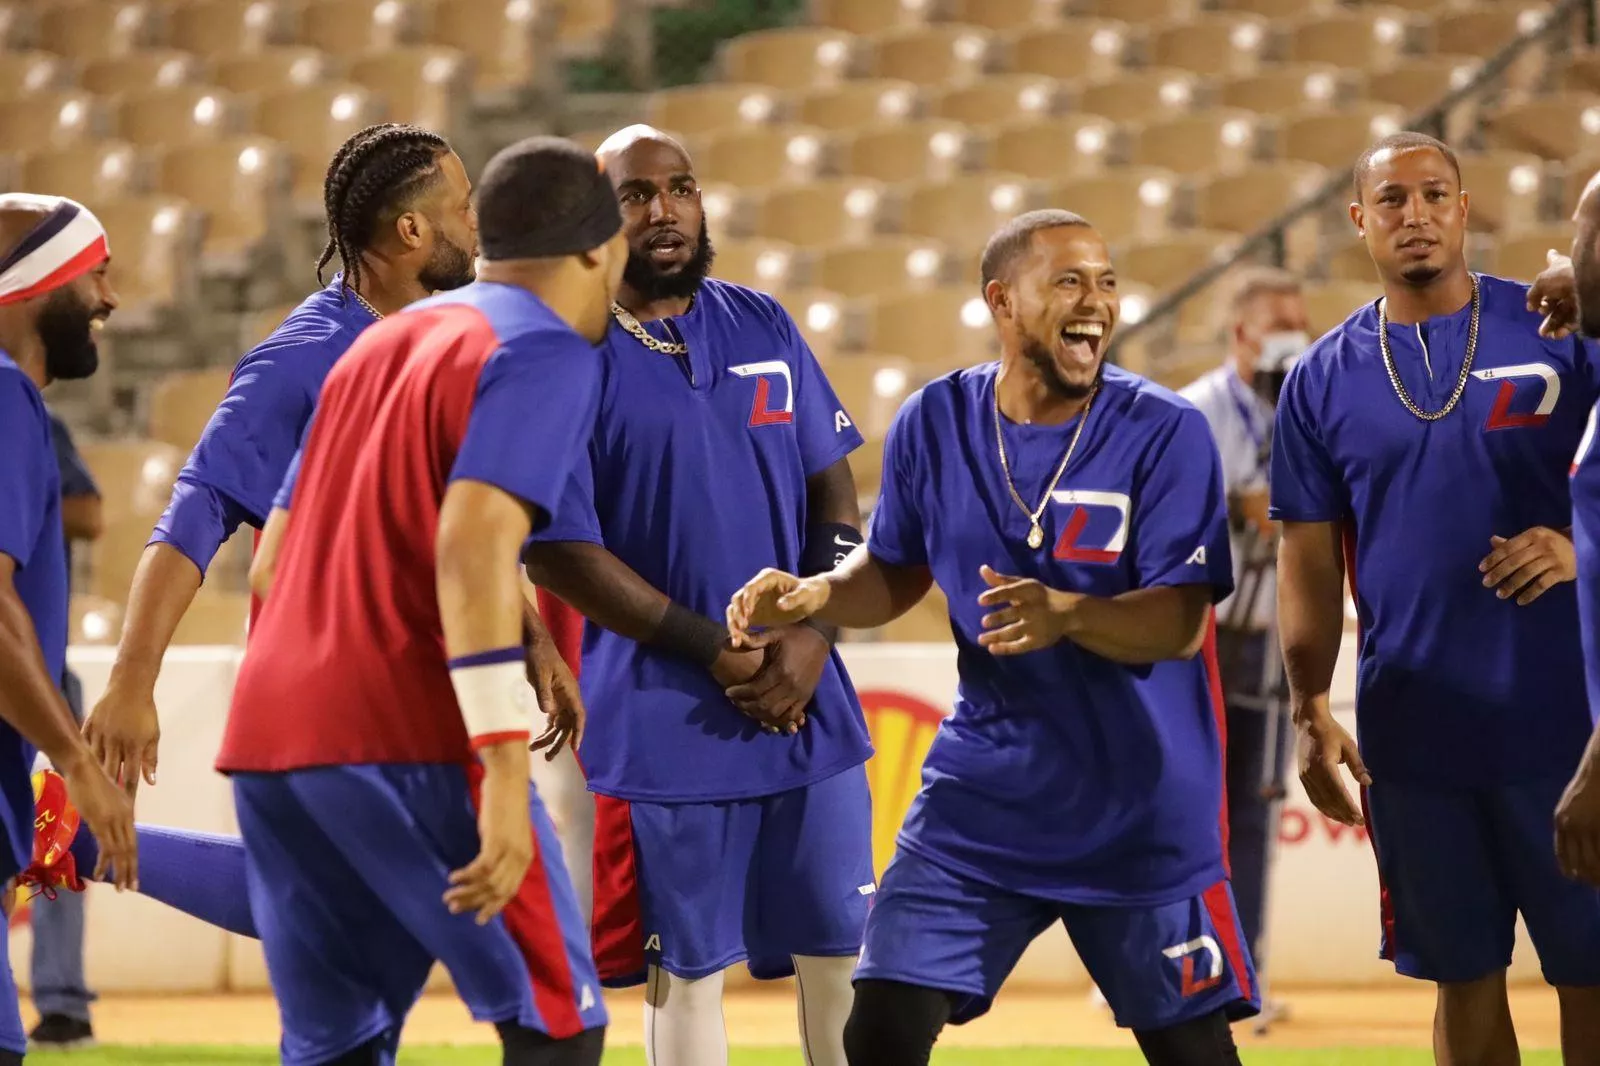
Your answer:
315,123 -> 451,298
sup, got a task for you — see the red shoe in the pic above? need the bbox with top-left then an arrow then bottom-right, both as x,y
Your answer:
15,770 -> 84,898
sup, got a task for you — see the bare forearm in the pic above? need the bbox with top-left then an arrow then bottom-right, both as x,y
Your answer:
108,542 -> 204,691
0,590 -> 91,771
1277,523 -> 1346,722
1061,586 -> 1209,664
524,542 -> 686,645
814,547 -> 932,630
61,495 -> 102,542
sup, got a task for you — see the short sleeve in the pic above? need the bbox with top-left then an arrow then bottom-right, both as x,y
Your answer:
1268,359 -> 1343,522
0,379 -> 50,570
48,413 -> 99,500
1129,407 -> 1234,601
865,392 -> 928,568
449,334 -> 603,533
524,440 -> 604,548
782,307 -> 864,476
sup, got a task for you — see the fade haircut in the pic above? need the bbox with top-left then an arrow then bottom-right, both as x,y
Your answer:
980,209 -> 1094,290
1352,131 -> 1461,202
316,123 -> 451,295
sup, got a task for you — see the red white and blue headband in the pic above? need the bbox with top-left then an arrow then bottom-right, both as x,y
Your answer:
0,196 -> 110,307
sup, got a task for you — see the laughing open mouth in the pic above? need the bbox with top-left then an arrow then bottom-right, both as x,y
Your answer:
1059,320 -> 1107,360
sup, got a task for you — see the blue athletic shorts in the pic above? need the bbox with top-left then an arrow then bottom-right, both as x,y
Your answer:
591,763 -> 874,986
855,847 -> 1260,1031
1364,776 -> 1600,985
233,765 -> 607,1066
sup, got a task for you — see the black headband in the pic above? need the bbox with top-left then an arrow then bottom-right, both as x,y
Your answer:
478,146 -> 623,262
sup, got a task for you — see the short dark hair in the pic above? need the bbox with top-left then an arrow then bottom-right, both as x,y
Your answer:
475,136 -> 622,261
316,123 -> 451,295
980,209 -> 1093,289
1352,131 -> 1461,202
1229,266 -> 1302,318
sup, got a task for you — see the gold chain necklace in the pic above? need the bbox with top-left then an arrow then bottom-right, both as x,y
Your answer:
994,380 -> 1099,550
611,301 -> 689,355
1377,274 -> 1480,422
350,288 -> 384,321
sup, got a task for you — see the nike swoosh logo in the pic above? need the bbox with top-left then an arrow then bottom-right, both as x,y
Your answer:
834,534 -> 856,547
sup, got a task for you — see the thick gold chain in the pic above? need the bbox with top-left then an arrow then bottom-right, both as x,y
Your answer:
350,288 -> 384,320
611,302 -> 688,355
1377,275 -> 1480,422
993,379 -> 1099,550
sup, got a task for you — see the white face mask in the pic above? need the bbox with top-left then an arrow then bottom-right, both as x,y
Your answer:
1255,330 -> 1309,377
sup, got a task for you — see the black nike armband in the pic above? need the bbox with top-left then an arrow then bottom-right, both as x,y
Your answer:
800,522 -> 864,577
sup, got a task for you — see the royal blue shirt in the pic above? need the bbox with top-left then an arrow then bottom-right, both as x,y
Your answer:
151,277 -> 377,573
530,279 -> 869,803
49,410 -> 98,584
0,353 -> 66,879
868,364 -> 1235,905
1272,274 -> 1600,785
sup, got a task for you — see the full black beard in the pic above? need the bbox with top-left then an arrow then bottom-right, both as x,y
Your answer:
420,233 -> 475,293
622,221 -> 716,303
1020,333 -> 1097,400
37,287 -> 99,382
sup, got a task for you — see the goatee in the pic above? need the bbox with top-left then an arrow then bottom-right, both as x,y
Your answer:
1021,334 -> 1097,400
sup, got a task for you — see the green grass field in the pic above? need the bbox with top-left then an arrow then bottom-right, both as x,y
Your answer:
20,1050 -> 1569,1065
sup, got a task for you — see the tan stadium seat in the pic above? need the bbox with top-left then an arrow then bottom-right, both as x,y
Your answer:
149,368 -> 233,452
0,51 -> 71,101
1325,239 -> 1378,283
1494,225 -> 1575,282
1195,162 -> 1326,267
841,121 -> 983,184
1287,9 -> 1417,71
82,51 -> 201,97
900,174 -> 1041,252
695,125 -> 832,189
0,4 -> 33,51
347,47 -> 471,138
93,197 -> 204,328
1457,151 -> 1546,235
78,440 -> 185,522
647,84 -> 786,138
757,179 -> 889,248
556,0 -> 615,53
1565,50 -> 1600,95
1216,0 -> 1333,15
813,237 -> 951,299
116,85 -> 240,149
209,47 -> 330,96
721,28 -> 860,90
864,288 -> 997,366
20,142 -> 144,206
774,288 -> 858,358
1366,54 -> 1482,145
1486,94 -> 1600,163
1433,5 -> 1554,89
868,24 -> 996,87
1080,0 -> 1199,22
699,182 -> 751,245
933,75 -> 1065,125
712,239 -> 803,293
812,0 -> 931,36
1117,231 -> 1242,293
1302,280 -> 1381,339
170,0 -> 291,53
1078,68 -> 1205,125
0,92 -> 104,150
990,115 -> 1118,180
171,592 -> 252,645
241,301 -> 300,349
157,138 -> 291,273
39,2 -> 159,61
1150,13 -> 1271,79
1563,152 -> 1600,217
797,80 -> 921,131
1009,23 -> 1140,83
1132,109 -> 1264,176
70,595 -> 125,646
1044,169 -> 1180,245
1220,64 -> 1354,116
298,0 -> 419,58
944,0 -> 1069,33
1374,0 -> 1456,10
1282,104 -> 1406,169
254,84 -> 386,209
823,355 -> 916,440
428,0 -> 552,98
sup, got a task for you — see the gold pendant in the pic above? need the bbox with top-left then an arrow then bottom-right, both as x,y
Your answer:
1027,524 -> 1044,550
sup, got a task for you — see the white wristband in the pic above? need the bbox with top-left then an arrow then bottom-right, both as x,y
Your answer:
448,658 -> 534,748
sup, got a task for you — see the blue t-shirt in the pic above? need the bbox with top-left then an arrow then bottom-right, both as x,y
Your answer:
47,410 -> 98,582
0,354 -> 65,879
151,276 -> 377,573
531,279 -> 869,803
1574,404 -> 1600,730
1271,274 -> 1600,785
868,363 -> 1235,905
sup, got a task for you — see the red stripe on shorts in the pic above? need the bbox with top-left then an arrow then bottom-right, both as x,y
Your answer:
1199,612 -> 1230,876
1201,880 -> 1255,1002
589,794 -> 646,985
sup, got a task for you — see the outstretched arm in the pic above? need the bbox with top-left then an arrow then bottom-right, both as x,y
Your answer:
726,547 -> 933,641
974,568 -> 1210,663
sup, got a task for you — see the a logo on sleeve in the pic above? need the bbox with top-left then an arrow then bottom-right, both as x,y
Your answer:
1163,935 -> 1224,997
729,360 -> 794,427
835,410 -> 853,433
1049,490 -> 1131,565
1472,362 -> 1560,432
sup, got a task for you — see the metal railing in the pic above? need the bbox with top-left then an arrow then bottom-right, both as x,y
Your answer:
1105,0 -> 1598,365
